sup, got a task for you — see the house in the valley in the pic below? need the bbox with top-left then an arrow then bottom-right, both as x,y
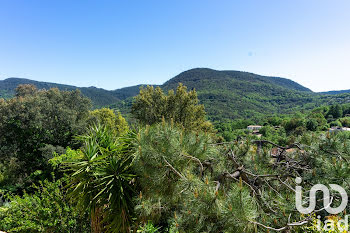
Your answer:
247,125 -> 263,132
329,126 -> 350,133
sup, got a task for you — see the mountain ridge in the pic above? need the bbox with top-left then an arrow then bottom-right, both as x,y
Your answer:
164,68 -> 312,92
1,68 -> 349,120
1,69 -> 347,97
321,89 -> 350,95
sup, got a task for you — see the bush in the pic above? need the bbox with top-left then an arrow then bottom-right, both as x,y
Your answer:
63,125 -> 136,233
330,120 -> 342,127
137,221 -> 160,233
89,108 -> 129,135
131,84 -> 214,133
0,178 -> 90,232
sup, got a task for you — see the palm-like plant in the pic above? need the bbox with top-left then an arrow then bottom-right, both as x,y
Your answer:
64,124 -> 136,233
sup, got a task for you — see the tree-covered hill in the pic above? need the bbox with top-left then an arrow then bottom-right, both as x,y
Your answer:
321,89 -> 350,95
1,69 -> 350,121
161,68 -> 317,120
163,68 -> 312,92
3,84 -> 350,232
0,78 -> 121,107
111,68 -> 350,121
111,84 -> 159,100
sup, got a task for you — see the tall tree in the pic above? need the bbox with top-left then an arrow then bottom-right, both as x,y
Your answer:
89,107 -> 129,136
0,85 -> 91,190
131,83 -> 213,132
328,104 -> 343,119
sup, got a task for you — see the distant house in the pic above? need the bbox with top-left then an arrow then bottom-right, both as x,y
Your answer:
329,126 -> 350,133
271,147 -> 305,156
247,125 -> 263,131
271,147 -> 283,156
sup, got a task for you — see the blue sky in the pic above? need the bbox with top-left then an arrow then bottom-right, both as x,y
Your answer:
0,0 -> 349,92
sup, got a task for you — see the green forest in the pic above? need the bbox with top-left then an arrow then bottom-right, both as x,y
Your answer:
1,83 -> 350,232
2,68 -> 350,123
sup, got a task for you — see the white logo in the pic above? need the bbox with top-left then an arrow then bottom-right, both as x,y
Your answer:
295,177 -> 348,214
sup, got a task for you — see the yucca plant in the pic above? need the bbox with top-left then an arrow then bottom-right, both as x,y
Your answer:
64,124 -> 136,233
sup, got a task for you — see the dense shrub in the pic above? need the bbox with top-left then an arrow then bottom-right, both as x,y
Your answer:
131,84 -> 214,132
0,85 -> 91,191
63,125 -> 136,233
0,179 -> 90,232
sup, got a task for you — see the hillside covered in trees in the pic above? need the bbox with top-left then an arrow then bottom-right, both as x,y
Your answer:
2,68 -> 350,122
1,83 -> 350,232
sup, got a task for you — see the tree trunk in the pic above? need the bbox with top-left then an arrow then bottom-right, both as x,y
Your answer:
91,207 -> 103,233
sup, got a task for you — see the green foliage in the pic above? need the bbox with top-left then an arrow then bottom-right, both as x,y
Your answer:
3,69 -> 350,121
283,114 -> 306,133
213,119 -> 256,141
131,83 -> 213,132
327,104 -> 343,119
49,147 -> 80,169
339,116 -> 350,127
0,178 -> 90,232
89,107 -> 129,135
330,120 -> 342,127
306,118 -> 318,131
137,221 -> 160,233
0,77 -> 121,107
266,115 -> 284,126
63,125 -> 136,233
0,85 -> 91,191
4,77 -> 350,232
130,118 -> 350,232
133,123 -> 258,232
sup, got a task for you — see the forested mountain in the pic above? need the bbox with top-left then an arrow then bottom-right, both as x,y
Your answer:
163,68 -> 311,92
0,78 -> 123,107
321,89 -> 350,95
160,68 -> 316,120
2,71 -> 350,233
112,68 -> 350,121
2,83 -> 350,232
111,84 -> 159,100
1,68 -> 350,121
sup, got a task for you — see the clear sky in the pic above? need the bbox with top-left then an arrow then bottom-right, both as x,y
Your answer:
0,0 -> 349,92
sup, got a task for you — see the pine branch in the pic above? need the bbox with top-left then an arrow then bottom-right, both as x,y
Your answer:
163,157 -> 187,180
182,153 -> 204,176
